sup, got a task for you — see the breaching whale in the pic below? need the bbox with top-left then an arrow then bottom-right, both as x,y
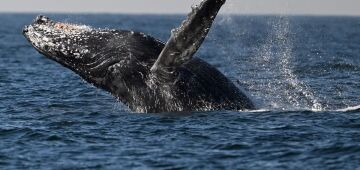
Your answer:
23,0 -> 255,113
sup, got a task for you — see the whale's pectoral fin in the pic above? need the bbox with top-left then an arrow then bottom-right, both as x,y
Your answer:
150,0 -> 226,82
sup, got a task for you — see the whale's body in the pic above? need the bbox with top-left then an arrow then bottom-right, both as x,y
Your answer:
23,0 -> 255,113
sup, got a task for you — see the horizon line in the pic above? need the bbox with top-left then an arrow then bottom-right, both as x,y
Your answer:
1,11 -> 360,17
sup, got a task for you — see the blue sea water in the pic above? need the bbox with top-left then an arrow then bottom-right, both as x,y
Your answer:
0,14 -> 359,169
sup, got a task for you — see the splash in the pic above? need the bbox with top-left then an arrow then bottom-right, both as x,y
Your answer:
250,16 -> 323,111
217,0 -> 324,111
336,105 -> 360,112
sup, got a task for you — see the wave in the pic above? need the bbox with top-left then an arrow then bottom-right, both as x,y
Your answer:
240,105 -> 360,113
336,105 -> 360,112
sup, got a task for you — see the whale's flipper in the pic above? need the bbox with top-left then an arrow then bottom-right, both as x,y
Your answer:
151,0 -> 226,81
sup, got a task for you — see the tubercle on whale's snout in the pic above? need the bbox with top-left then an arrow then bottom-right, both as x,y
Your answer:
22,25 -> 29,35
22,25 -> 34,44
22,15 -> 52,37
23,16 -> 96,65
34,15 -> 50,24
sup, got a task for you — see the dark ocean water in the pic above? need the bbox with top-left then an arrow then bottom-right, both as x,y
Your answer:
0,14 -> 360,169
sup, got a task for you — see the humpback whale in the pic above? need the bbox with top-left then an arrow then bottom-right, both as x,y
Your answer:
23,0 -> 255,113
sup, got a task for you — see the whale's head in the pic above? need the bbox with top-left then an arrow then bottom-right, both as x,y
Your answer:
23,16 -> 94,63
23,15 -> 101,80
23,15 -> 163,101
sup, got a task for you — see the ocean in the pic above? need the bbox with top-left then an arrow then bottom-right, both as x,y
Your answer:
0,14 -> 359,169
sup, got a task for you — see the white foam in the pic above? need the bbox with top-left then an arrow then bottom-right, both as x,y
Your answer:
247,109 -> 270,113
336,105 -> 360,112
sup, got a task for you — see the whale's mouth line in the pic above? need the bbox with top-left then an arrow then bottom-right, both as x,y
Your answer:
23,15 -> 109,82
23,25 -> 70,68
22,17 -> 84,73
23,15 -> 93,58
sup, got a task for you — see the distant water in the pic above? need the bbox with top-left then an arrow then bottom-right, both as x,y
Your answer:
0,14 -> 359,169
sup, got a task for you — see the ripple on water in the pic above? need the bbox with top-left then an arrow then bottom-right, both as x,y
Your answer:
0,14 -> 359,169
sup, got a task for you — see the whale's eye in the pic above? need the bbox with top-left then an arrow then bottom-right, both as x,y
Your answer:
44,44 -> 49,50
35,15 -> 49,24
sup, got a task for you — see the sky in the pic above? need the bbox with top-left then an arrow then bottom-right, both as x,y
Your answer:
0,0 -> 359,16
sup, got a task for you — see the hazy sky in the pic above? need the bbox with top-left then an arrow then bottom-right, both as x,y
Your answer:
0,0 -> 359,16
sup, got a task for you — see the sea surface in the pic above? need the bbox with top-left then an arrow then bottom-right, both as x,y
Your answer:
0,14 -> 359,169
